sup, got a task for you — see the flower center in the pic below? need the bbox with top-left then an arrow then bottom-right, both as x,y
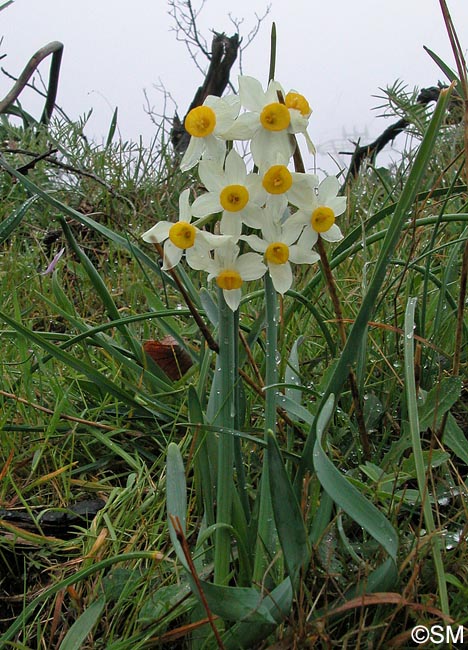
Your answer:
219,184 -> 250,212
285,92 -> 311,116
262,165 -> 293,195
311,206 -> 335,233
260,102 -> 291,132
169,221 -> 196,248
216,270 -> 243,290
265,241 -> 289,265
184,106 -> 216,138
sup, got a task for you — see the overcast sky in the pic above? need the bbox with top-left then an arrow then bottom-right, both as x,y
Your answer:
1,0 -> 467,174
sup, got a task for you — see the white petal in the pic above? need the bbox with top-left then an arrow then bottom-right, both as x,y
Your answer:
264,196 -> 289,221
220,212 -> 243,238
328,196 -> 347,217
203,135 -> 227,163
268,261 -> 293,294
288,174 -> 317,208
186,244 -> 211,271
238,204 -> 264,230
198,158 -> 224,192
192,192 -> 221,217
198,231 -> 232,247
265,79 -> 285,103
162,241 -> 183,269
318,175 -> 340,201
289,110 -> 309,134
223,112 -> 258,140
240,234 -> 267,253
236,252 -> 267,281
321,224 -> 343,243
178,188 -> 192,222
141,221 -> 171,243
281,221 -> 306,245
288,245 -> 320,265
245,173 -> 267,205
180,137 -> 204,171
215,241 -> 239,267
298,226 -> 318,248
224,149 -> 247,184
251,129 -> 292,169
261,216 -> 281,241
303,130 -> 316,155
287,210 -> 310,229
238,75 -> 265,111
223,288 -> 242,311
206,95 -> 240,133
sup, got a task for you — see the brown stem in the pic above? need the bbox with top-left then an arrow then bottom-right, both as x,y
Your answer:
153,242 -> 219,353
0,388 -> 117,431
169,515 -> 225,649
437,237 -> 468,442
453,238 -> 468,376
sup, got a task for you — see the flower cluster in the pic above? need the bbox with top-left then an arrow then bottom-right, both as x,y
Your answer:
142,75 -> 346,310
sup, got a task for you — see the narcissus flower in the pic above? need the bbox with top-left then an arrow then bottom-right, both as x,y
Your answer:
289,175 -> 346,246
261,163 -> 319,212
224,76 -> 314,168
241,214 -> 319,294
180,95 -> 240,172
191,149 -> 266,238
206,242 -> 266,311
141,189 -> 231,270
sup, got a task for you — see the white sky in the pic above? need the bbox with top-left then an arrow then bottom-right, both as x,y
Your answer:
1,0 -> 468,174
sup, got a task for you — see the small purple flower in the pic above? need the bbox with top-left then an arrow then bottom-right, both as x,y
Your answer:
40,247 -> 65,275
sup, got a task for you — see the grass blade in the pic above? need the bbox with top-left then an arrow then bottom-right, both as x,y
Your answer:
313,395 -> 398,563
404,297 -> 449,615
59,596 -> 106,650
267,430 -> 310,586
299,81 -> 454,478
0,196 -> 37,243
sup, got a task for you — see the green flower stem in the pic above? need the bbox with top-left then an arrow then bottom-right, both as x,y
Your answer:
404,297 -> 449,615
253,273 -> 278,582
214,288 -> 237,585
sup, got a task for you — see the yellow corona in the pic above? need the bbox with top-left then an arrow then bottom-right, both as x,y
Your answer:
169,222 -> 197,248
262,165 -> 293,194
260,103 -> 291,131
216,270 -> 243,290
184,106 -> 216,138
311,206 -> 335,233
265,242 -> 290,265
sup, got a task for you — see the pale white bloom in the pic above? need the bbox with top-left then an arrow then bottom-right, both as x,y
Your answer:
260,161 -> 319,213
288,175 -> 346,246
205,242 -> 266,311
141,189 -> 230,270
241,213 -> 319,294
224,76 -> 314,168
192,149 -> 266,238
180,95 -> 240,172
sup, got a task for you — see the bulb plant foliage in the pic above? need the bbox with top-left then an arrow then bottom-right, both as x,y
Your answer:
141,69 -> 403,648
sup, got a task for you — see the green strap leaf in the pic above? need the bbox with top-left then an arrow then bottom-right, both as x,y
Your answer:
197,576 -> 292,625
58,596 -> 105,650
267,430 -> 310,586
0,196 -> 37,243
313,395 -> 398,563
166,442 -> 189,571
418,376 -> 462,431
